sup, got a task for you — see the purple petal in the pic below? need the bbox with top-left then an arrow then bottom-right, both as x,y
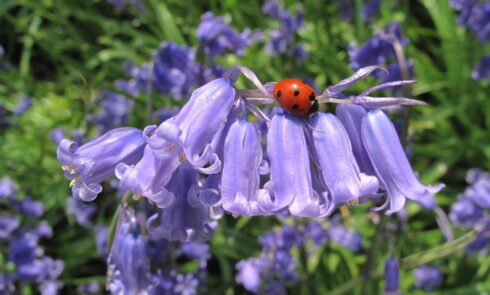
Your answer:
361,109 -> 444,214
309,112 -> 379,206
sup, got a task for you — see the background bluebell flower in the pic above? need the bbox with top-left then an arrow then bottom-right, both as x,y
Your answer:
94,91 -> 134,134
413,265 -> 443,291
384,258 -> 400,295
14,96 -> 32,116
472,55 -> 490,81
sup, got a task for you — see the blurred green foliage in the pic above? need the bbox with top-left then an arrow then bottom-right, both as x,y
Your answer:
0,0 -> 489,294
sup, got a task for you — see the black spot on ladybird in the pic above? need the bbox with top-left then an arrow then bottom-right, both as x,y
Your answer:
294,89 -> 300,96
292,104 -> 299,109
309,92 -> 316,101
276,90 -> 282,98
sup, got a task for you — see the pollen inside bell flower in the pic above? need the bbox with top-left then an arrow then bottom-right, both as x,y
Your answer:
57,127 -> 145,202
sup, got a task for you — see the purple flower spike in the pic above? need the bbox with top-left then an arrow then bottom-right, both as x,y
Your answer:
266,107 -> 329,217
309,112 -> 379,207
57,127 -> 145,202
384,258 -> 400,295
146,167 -> 216,242
472,55 -> 490,81
336,105 -> 376,176
361,109 -> 444,214
108,209 -> 152,295
221,119 -> 267,216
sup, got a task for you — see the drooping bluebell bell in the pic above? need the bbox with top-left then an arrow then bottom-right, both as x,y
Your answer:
117,77 -> 235,206
115,63 -> 151,97
0,177 -> 18,199
449,0 -> 477,26
146,167 -> 216,242
107,207 -> 153,295
221,118 -> 268,216
308,112 -> 379,208
235,258 -> 263,293
472,55 -> 490,81
262,0 -> 306,58
413,265 -> 443,291
11,196 -> 44,217
66,196 -> 98,228
465,2 -> 490,43
14,96 -> 32,116
197,12 -> 261,60
362,0 -> 381,22
173,273 -> 199,295
326,218 -> 363,251
384,258 -> 400,295
153,42 -> 197,99
0,216 -> 20,239
57,127 -> 145,202
360,109 -> 443,214
95,224 -> 110,258
264,107 -> 330,217
94,91 -> 134,134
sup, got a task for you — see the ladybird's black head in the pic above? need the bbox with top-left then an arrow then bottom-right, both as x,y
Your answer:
307,99 -> 319,115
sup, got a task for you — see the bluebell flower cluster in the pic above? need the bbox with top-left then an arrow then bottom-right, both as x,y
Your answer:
336,0 -> 381,23
262,0 -> 307,60
197,12 -> 261,60
57,65 -> 442,247
413,265 -> 443,291
236,219 -> 362,293
450,0 -> 490,81
449,168 -> 490,253
106,205 -> 211,295
0,178 -> 63,294
115,13 -> 259,101
348,23 -> 415,90
93,91 -> 134,134
235,224 -> 302,294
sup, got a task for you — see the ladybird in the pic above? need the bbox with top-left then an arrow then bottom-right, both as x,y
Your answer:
273,79 -> 318,116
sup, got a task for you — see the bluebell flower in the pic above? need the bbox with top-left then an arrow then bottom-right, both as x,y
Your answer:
117,78 -> 235,206
146,167 -> 216,242
108,207 -> 153,295
262,0 -> 305,57
179,242 -> 211,265
197,12 -> 260,60
449,0 -> 477,26
326,219 -> 363,251
35,221 -> 53,238
306,221 -> 328,246
362,0 -> 381,22
384,258 -> 400,295
94,91 -> 134,134
349,23 -> 409,70
221,119 -> 267,216
450,196 -> 483,228
361,109 -> 443,213
57,127 -> 145,202
0,216 -> 20,239
0,178 -> 18,199
67,196 -> 97,228
14,96 -> 32,116
472,55 -> 490,81
49,128 -> 65,144
9,233 -> 38,265
115,63 -> 151,96
466,2 -> 490,43
413,265 -> 443,291
173,273 -> 199,295
309,112 -> 379,207
153,42 -> 197,99
11,196 -> 44,217
95,225 -> 109,258
338,0 -> 354,22
235,258 -> 263,293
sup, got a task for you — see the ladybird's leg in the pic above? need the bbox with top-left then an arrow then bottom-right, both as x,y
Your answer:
360,80 -> 416,96
318,66 -> 388,99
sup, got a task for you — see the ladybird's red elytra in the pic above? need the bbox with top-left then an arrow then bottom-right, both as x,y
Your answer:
273,79 -> 318,116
